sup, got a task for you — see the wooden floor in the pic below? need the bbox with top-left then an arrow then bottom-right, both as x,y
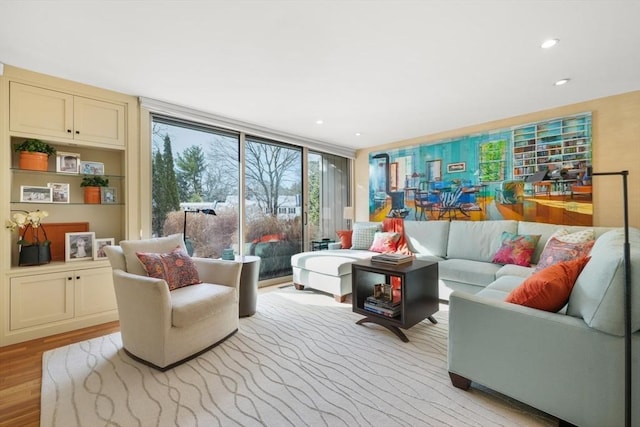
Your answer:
0,321 -> 120,427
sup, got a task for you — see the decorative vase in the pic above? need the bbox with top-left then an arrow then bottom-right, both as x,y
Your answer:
18,244 -> 52,266
83,186 -> 101,204
18,151 -> 49,171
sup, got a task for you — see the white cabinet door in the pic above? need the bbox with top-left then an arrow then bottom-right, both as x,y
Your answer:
74,266 -> 117,317
10,271 -> 74,330
9,82 -> 125,147
74,96 -> 125,147
9,82 -> 74,139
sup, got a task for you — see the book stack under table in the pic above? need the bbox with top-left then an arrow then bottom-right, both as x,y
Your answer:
364,295 -> 400,318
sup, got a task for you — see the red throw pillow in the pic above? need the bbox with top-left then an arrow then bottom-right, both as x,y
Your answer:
336,230 -> 353,249
505,256 -> 590,312
136,246 -> 202,291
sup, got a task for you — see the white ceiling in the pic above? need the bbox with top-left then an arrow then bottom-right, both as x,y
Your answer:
1,1 -> 639,151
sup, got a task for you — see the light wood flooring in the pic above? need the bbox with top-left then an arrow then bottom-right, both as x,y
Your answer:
0,321 -> 120,427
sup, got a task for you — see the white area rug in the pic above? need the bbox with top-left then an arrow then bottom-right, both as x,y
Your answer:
42,287 -> 556,426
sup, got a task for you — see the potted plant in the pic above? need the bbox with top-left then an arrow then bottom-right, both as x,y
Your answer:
5,210 -> 52,265
80,175 -> 109,204
14,139 -> 56,171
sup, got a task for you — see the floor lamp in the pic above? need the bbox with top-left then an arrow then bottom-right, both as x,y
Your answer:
183,208 -> 217,243
592,170 -> 632,427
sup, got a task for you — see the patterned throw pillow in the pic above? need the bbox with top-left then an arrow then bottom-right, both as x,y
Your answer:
369,232 -> 401,253
549,228 -> 595,244
506,256 -> 591,312
136,246 -> 202,290
351,226 -> 379,250
491,232 -> 541,267
536,238 -> 595,271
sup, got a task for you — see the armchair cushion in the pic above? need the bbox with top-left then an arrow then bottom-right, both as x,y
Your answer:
170,283 -> 236,327
120,233 -> 187,276
136,246 -> 202,291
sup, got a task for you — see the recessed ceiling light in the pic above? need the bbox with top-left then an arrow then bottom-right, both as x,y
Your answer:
315,119 -> 324,125
355,132 -> 361,136
554,78 -> 570,86
541,38 -> 559,49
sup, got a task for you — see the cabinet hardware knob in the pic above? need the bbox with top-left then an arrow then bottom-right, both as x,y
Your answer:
76,276 -> 81,280
68,277 -> 72,280
67,129 -> 72,133
75,130 -> 80,134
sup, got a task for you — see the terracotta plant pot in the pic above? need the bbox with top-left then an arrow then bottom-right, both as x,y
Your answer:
18,151 -> 49,171
83,186 -> 102,204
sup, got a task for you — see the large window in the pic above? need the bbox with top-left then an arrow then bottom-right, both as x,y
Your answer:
150,115 -> 351,282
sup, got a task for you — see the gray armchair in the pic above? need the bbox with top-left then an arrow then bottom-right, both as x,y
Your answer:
104,234 -> 242,370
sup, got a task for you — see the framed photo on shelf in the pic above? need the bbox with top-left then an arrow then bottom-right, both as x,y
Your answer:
48,182 -> 70,204
56,152 -> 81,174
65,232 -> 95,262
101,187 -> 117,204
80,161 -> 105,175
93,237 -> 115,260
20,185 -> 52,203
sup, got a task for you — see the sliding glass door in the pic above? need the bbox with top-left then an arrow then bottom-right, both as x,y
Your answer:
150,115 -> 350,282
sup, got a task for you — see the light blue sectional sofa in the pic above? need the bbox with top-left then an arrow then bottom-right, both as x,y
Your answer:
291,219 -> 639,425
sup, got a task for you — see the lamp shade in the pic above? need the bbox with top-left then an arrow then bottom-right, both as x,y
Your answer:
343,206 -> 354,220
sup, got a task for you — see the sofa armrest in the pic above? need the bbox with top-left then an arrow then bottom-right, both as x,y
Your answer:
193,257 -> 242,290
448,291 -> 626,426
328,242 -> 342,250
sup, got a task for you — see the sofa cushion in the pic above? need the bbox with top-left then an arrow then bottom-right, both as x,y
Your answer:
403,220 -> 450,258
291,250 -> 376,276
506,256 -> 590,312
369,231 -> 400,253
568,228 -> 640,335
336,230 -> 353,249
496,264 -> 534,279
120,233 -> 187,277
476,275 -> 524,300
171,283 -> 236,328
439,258 -> 502,287
136,246 -> 202,291
447,220 -> 517,262
491,231 -> 541,267
536,238 -> 595,271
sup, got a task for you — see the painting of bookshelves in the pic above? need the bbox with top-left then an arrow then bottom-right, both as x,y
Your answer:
512,113 -> 592,180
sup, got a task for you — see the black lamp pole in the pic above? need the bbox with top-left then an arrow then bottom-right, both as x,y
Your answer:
183,208 -> 217,242
592,170 -> 631,427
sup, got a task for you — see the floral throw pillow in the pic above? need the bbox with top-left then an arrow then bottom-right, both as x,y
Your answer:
536,238 -> 595,271
369,232 -> 401,253
491,231 -> 541,267
136,246 -> 202,291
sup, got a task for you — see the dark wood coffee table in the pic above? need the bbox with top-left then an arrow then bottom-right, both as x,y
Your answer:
351,259 -> 439,342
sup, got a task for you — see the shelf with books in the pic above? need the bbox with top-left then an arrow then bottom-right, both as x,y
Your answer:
351,259 -> 439,342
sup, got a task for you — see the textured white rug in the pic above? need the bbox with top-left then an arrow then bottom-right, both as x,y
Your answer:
42,287 -> 556,426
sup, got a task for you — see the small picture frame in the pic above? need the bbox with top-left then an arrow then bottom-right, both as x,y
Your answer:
80,161 -> 105,175
20,185 -> 53,203
101,187 -> 117,204
447,162 -> 466,173
94,237 -> 115,260
48,182 -> 70,204
65,232 -> 95,262
56,152 -> 81,174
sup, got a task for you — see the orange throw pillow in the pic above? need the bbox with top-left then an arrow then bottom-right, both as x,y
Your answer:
505,256 -> 590,312
336,230 -> 353,249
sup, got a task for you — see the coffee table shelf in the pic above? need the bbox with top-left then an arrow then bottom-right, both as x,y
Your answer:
351,259 -> 439,342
